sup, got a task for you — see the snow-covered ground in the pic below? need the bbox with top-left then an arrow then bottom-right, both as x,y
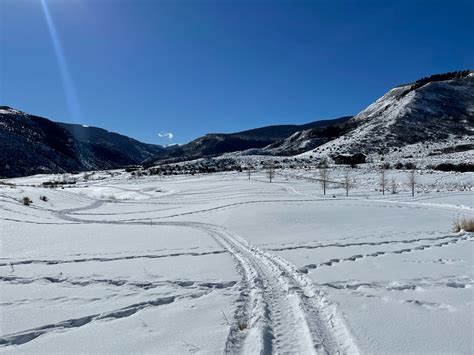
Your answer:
1,169 -> 473,354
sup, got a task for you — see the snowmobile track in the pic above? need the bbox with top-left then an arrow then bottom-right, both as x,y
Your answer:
52,200 -> 359,354
188,222 -> 360,354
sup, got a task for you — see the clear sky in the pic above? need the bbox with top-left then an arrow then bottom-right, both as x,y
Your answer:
1,0 -> 472,145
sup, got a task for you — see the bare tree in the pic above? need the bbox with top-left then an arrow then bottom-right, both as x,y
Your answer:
266,164 -> 275,183
379,166 -> 388,195
319,165 -> 330,195
408,168 -> 416,197
391,178 -> 397,194
343,169 -> 352,197
247,165 -> 254,180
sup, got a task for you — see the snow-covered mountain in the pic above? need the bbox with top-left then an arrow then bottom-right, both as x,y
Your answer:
301,71 -> 474,158
0,107 -> 165,178
2,71 -> 472,177
238,117 -> 354,156
143,117 -> 351,165
0,105 -> 349,177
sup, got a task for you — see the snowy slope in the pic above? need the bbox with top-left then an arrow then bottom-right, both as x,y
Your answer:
298,73 -> 474,160
144,117 -> 351,165
0,107 -> 165,178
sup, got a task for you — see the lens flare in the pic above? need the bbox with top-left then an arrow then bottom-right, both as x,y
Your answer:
40,0 -> 81,121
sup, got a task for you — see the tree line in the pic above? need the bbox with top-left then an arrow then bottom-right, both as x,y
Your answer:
411,70 -> 471,91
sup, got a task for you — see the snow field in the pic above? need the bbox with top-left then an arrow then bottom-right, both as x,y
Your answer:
1,169 -> 472,353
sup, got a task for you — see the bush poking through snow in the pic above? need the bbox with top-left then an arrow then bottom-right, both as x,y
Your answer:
238,322 -> 248,331
390,178 -> 397,194
453,217 -> 474,233
22,197 -> 32,206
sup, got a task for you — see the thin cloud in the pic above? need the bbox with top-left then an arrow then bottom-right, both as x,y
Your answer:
158,132 -> 174,139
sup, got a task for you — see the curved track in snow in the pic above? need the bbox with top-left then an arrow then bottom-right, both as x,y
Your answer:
52,199 -> 359,354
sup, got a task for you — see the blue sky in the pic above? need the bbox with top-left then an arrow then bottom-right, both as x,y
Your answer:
1,0 -> 472,145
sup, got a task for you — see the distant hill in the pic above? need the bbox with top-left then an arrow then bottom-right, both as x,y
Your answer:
231,117 -> 351,140
237,117 -> 354,156
0,105 -> 351,177
144,117 -> 351,165
0,107 -> 164,178
57,122 -> 165,165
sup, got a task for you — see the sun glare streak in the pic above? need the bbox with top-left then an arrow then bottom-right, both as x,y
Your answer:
40,0 -> 81,121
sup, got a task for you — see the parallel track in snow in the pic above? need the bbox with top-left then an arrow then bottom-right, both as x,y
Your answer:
191,223 -> 360,354
53,200 -> 360,354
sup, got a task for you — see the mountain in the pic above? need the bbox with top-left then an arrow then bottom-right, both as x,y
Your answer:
144,117 -> 351,165
230,117 -> 350,140
0,105 -> 349,177
0,107 -> 164,178
238,117 -> 354,156
57,122 -> 165,166
3,70 -> 471,178
301,70 -> 474,158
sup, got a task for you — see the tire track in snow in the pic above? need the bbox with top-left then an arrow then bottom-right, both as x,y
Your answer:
186,223 -> 360,354
53,200 -> 359,354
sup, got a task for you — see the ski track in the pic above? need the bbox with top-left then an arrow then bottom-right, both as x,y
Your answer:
12,197 -> 361,354
0,249 -> 227,267
269,234 -> 464,252
4,179 -> 471,353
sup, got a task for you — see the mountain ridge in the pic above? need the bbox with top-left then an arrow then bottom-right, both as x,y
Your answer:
143,116 -> 352,165
1,70 -> 473,177
0,108 -> 165,178
0,106 -> 351,177
302,72 -> 473,159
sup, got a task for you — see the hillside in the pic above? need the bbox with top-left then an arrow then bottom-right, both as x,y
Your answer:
57,122 -> 165,166
300,71 -> 474,159
239,117 -> 354,156
0,107 -> 164,178
144,117 -> 351,165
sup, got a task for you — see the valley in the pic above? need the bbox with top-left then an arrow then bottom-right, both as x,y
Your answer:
1,169 -> 472,353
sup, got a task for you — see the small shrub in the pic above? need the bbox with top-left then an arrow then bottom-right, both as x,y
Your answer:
391,179 -> 397,194
22,197 -> 32,206
453,217 -> 474,232
394,162 -> 404,170
238,322 -> 248,331
39,195 -> 48,202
